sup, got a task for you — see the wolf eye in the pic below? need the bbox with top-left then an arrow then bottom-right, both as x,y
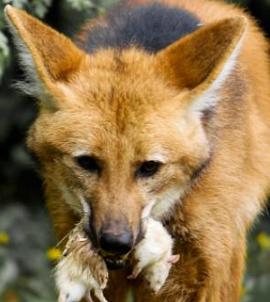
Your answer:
75,155 -> 101,174
136,161 -> 162,178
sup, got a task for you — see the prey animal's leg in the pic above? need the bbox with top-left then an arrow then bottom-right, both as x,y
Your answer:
85,289 -> 107,302
58,292 -> 67,302
86,291 -> 94,302
94,289 -> 109,302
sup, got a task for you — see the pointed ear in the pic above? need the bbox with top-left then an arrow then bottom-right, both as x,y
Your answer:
156,17 -> 246,114
4,5 -> 85,108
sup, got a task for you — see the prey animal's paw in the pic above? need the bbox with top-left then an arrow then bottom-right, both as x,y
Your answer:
129,217 -> 179,292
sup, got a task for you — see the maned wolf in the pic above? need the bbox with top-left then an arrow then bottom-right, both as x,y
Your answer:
5,0 -> 270,301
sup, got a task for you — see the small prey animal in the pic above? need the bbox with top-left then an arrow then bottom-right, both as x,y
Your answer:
55,220 -> 109,302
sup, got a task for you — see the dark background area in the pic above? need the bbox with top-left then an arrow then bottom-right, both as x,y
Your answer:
0,0 -> 269,301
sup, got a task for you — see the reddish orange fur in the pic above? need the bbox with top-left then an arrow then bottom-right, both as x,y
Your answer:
5,1 -> 270,301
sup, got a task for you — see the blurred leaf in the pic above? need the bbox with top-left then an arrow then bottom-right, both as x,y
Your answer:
3,0 -> 28,9
66,0 -> 95,10
3,0 -> 52,17
30,0 -> 52,18
0,31 -> 10,81
3,290 -> 19,302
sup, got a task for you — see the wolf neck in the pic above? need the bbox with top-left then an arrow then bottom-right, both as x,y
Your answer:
77,3 -> 201,54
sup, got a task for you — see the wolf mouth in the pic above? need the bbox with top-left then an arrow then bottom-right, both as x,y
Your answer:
104,256 -> 127,270
101,249 -> 131,270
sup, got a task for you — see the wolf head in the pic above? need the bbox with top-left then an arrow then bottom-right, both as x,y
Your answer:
5,5 -> 245,258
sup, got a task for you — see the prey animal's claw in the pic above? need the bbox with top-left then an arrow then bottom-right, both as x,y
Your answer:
167,254 -> 180,264
127,266 -> 142,279
127,273 -> 136,280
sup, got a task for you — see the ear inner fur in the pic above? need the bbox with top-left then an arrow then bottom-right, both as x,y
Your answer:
156,17 -> 246,91
4,5 -> 84,89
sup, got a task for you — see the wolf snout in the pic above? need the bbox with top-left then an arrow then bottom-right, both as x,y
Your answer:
99,220 -> 133,256
100,231 -> 133,255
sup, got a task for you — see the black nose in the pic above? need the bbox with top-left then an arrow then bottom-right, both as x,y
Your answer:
100,231 -> 133,255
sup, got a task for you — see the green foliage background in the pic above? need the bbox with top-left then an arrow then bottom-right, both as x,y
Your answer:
0,1 -> 269,302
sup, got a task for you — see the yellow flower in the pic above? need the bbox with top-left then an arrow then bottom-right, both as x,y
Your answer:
240,285 -> 246,298
256,232 -> 270,250
0,232 -> 9,245
47,247 -> 62,261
